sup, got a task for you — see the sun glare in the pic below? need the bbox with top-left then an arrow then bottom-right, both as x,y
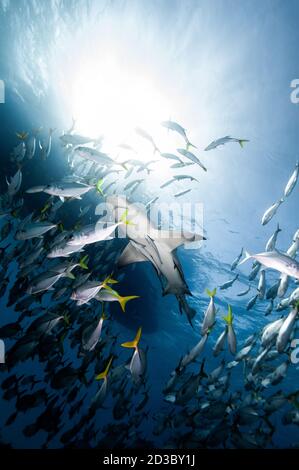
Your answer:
71,60 -> 171,154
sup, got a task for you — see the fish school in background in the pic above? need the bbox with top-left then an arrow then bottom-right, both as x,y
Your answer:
0,79 -> 5,103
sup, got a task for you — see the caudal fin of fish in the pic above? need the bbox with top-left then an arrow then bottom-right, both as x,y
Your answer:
206,288 -> 217,298
95,178 -> 105,195
186,140 -> 197,150
79,255 -> 89,270
238,249 -> 252,266
95,356 -> 113,381
121,327 -> 142,349
118,295 -> 140,312
120,209 -> 135,226
16,131 -> 28,140
238,139 -> 249,148
64,272 -> 75,280
223,304 -> 233,326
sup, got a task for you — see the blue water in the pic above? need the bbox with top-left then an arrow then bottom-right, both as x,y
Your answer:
0,0 -> 299,449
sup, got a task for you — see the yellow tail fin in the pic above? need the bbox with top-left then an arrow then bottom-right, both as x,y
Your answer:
121,327 -> 142,349
120,209 -> 135,226
95,356 -> 113,381
223,304 -> 233,325
105,275 -> 118,285
79,255 -> 89,270
101,312 -> 108,321
118,295 -> 140,312
186,141 -> 197,150
96,178 -> 105,196
16,131 -> 28,140
206,288 -> 217,298
238,139 -> 248,148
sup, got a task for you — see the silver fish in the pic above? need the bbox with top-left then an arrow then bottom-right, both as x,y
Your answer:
160,153 -> 182,162
16,221 -> 56,240
177,148 -> 207,171
71,281 -> 104,305
161,120 -> 196,149
252,346 -> 271,374
261,199 -> 284,225
180,333 -> 208,368
224,306 -> 237,354
289,286 -> 299,304
67,222 -> 119,246
27,272 -> 66,295
124,179 -> 144,191
258,270 -> 266,299
170,162 -> 194,169
286,238 -> 299,258
204,136 -> 249,151
27,128 -> 40,159
261,318 -> 285,347
248,262 -> 261,281
201,288 -> 217,335
240,249 -> 299,279
60,133 -> 101,146
135,127 -> 159,153
39,128 -> 55,159
265,223 -> 281,252
174,189 -> 192,198
75,146 -> 122,167
47,242 -> 85,258
278,273 -> 289,298
276,306 -> 298,352
261,361 -> 288,387
213,327 -> 228,357
82,315 -> 105,351
246,293 -> 259,310
236,285 -> 251,296
6,169 -> 22,198
284,161 -> 299,197
219,274 -> 238,290
231,247 -> 243,271
26,181 -> 93,201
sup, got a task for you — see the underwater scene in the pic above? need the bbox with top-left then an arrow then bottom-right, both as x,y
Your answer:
0,0 -> 299,452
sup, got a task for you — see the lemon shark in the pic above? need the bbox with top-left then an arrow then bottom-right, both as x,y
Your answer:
106,196 -> 205,325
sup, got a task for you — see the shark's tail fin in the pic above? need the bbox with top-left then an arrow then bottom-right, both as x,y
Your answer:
121,327 -> 142,349
176,294 -> 196,327
95,356 -> 113,381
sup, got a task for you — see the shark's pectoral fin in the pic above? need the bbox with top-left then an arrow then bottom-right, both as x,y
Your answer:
159,230 -> 205,251
117,242 -> 148,267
